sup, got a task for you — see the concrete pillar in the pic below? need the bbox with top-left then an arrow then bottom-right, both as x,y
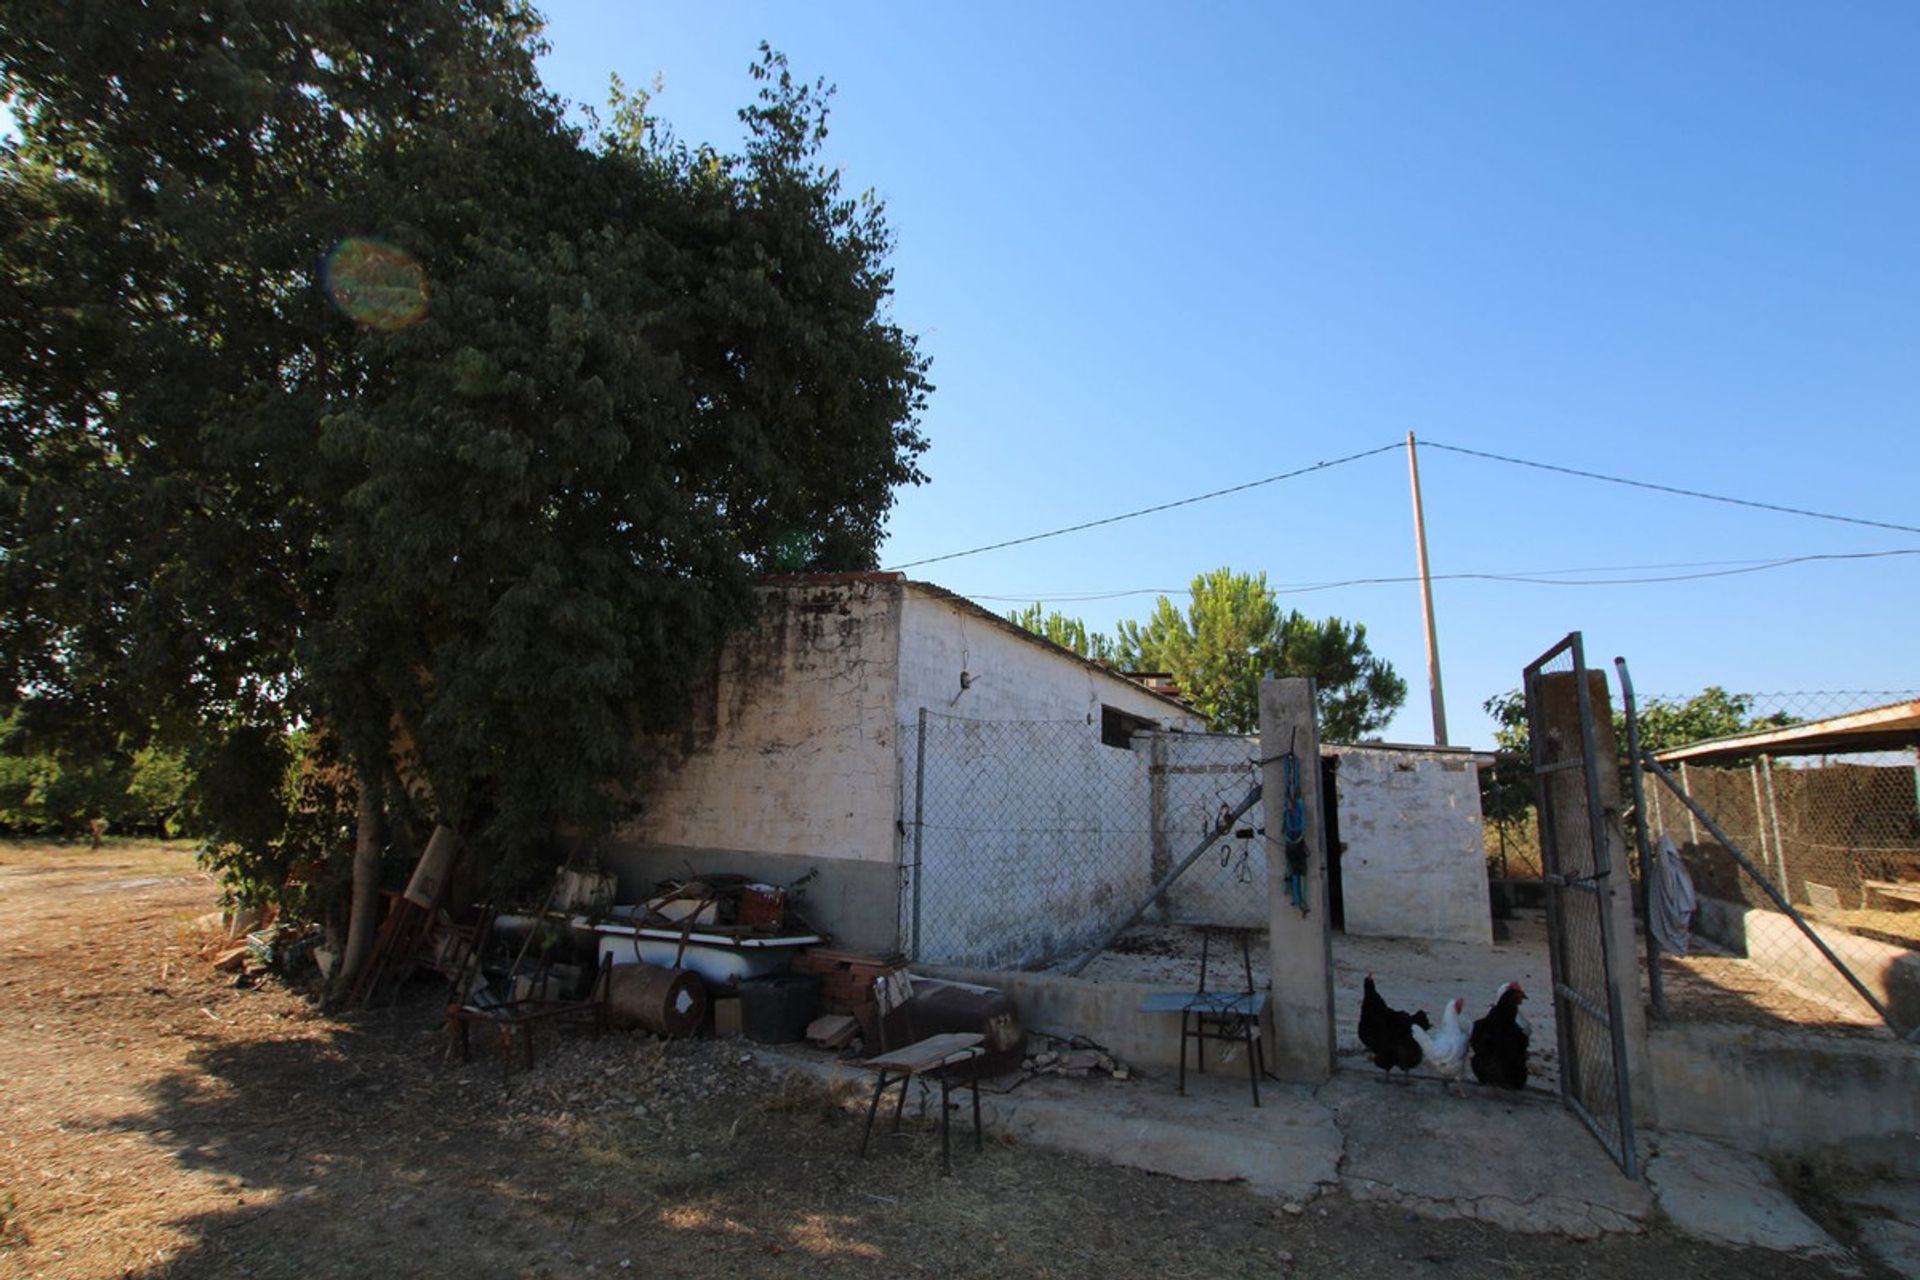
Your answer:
1535,669 -> 1656,1128
1260,678 -> 1336,1083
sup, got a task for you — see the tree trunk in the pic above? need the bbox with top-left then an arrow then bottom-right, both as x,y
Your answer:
330,773 -> 383,1001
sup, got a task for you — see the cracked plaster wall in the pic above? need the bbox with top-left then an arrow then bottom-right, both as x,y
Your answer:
606,580 -> 907,950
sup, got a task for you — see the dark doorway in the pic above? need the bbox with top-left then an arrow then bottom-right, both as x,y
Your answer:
1321,755 -> 1345,932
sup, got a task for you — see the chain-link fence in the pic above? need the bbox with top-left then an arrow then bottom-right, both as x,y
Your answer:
1621,686 -> 1919,1039
903,712 -> 1266,970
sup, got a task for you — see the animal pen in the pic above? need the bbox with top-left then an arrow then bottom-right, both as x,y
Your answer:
1615,678 -> 1920,1041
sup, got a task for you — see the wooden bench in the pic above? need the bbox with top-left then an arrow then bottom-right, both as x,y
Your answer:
856,1032 -> 986,1174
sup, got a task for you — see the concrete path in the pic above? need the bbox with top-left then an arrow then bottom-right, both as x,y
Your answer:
1643,1133 -> 1846,1258
767,1046 -> 1864,1261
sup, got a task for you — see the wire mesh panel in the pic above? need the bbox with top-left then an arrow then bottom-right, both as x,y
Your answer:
1626,688 -> 1920,1038
1524,634 -> 1638,1178
906,712 -> 1154,969
904,715 -> 1267,970
1147,734 -> 1268,930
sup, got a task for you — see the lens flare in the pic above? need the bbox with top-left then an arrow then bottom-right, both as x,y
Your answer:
323,237 -> 428,330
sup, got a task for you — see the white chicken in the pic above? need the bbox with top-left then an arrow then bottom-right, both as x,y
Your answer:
1411,996 -> 1469,1086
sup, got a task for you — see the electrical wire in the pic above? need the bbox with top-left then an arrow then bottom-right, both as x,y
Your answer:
1277,547 -> 1920,593
960,547 -> 1920,604
887,435 -> 1918,575
881,442 -> 1402,571
1422,440 -> 1920,538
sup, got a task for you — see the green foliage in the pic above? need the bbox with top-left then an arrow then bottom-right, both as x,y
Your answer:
1003,604 -> 1119,664
1631,686 -> 1796,755
1,10 -> 931,913
1478,684 -> 1798,871
193,726 -> 361,913
0,706 -> 200,836
1482,684 -> 1797,761
1111,568 -> 1406,739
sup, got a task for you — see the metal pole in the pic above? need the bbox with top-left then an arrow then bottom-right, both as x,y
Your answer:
1571,639 -> 1638,1178
1760,754 -> 1788,894
1643,754 -> 1912,1038
1614,658 -> 1664,1016
1065,783 -> 1262,976
912,707 -> 927,962
1749,758 -> 1772,886
1679,762 -> 1701,847
1406,432 -> 1449,746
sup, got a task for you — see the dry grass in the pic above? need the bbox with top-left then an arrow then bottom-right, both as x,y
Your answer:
0,834 -> 202,874
0,851 -> 1873,1280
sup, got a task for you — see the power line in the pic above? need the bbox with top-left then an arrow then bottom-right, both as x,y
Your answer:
1423,440 -> 1920,538
882,441 -> 1402,572
961,546 -> 1920,603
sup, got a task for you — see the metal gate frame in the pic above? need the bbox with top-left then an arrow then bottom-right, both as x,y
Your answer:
1524,633 -> 1639,1178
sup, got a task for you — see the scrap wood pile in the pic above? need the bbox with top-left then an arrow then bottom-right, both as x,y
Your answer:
192,905 -> 321,986
629,874 -> 819,937
1019,1031 -> 1132,1082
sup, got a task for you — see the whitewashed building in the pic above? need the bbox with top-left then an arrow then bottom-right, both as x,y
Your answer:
608,574 -> 1204,953
607,573 -> 1491,962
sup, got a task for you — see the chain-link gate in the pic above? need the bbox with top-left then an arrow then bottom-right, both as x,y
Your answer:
1524,633 -> 1638,1178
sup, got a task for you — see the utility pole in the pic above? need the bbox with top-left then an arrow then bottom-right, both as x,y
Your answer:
1407,432 -> 1449,746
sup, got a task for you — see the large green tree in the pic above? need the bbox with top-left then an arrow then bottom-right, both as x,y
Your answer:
1,4 -> 930,990
1002,603 -> 1119,664
1109,568 -> 1406,738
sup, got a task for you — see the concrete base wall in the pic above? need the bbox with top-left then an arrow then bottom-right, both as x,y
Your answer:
600,841 -> 903,955
1649,1022 -> 1920,1154
1692,894 -> 1920,1029
921,965 -> 1266,1073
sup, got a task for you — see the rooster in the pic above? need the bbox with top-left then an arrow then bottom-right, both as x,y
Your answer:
1411,996 -> 1469,1087
1469,982 -> 1530,1090
1357,974 -> 1430,1081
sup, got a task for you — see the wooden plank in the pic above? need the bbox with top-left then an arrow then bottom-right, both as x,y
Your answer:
1862,880 -> 1920,907
861,1032 -> 984,1075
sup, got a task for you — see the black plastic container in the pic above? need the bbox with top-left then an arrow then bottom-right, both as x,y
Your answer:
737,973 -> 822,1043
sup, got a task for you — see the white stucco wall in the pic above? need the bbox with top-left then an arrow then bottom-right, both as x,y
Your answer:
894,584 -> 1202,729
897,585 -> 1206,967
1146,736 -> 1490,944
619,578 -> 903,864
1333,745 -> 1492,944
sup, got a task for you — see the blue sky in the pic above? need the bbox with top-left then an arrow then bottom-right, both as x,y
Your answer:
538,4 -> 1920,747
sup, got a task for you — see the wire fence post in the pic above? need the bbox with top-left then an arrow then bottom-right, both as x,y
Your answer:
1760,753 -> 1788,890
1615,657 -> 1664,1016
912,706 -> 927,963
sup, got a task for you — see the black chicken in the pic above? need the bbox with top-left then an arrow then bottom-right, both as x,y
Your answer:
1469,982 -> 1530,1090
1358,973 -> 1430,1080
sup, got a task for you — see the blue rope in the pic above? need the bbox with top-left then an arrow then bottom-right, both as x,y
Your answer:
1280,750 -> 1309,913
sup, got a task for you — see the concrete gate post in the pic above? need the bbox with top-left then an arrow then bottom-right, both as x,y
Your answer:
1260,678 -> 1336,1083
1536,669 -> 1657,1128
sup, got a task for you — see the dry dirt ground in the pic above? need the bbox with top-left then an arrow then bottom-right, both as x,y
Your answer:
0,842 -> 1882,1280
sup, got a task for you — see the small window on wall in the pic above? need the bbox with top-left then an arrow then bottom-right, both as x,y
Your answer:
1101,705 -> 1154,749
